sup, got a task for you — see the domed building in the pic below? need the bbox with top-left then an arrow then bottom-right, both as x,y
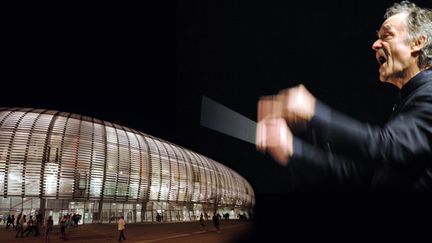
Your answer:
0,108 -> 254,224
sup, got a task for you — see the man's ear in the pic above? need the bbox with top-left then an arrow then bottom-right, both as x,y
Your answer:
412,35 -> 428,52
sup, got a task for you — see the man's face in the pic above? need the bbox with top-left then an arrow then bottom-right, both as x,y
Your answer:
372,13 -> 417,85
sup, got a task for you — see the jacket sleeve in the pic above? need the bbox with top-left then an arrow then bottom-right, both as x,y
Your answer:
291,137 -> 369,187
307,95 -> 432,165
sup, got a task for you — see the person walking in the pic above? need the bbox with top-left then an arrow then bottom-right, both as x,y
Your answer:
212,212 -> 221,233
24,215 -> 35,237
118,216 -> 126,242
60,215 -> 68,240
15,213 -> 22,230
199,213 -> 207,231
35,212 -> 43,237
44,216 -> 54,243
6,215 -> 13,229
15,214 -> 27,238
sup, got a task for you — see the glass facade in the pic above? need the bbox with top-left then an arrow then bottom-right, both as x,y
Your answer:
0,108 -> 255,224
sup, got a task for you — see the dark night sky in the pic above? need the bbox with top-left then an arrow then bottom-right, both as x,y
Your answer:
3,0 -> 431,193
3,4 -> 176,138
3,1 -> 432,237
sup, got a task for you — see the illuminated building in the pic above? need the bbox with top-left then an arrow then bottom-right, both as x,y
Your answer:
0,108 -> 254,224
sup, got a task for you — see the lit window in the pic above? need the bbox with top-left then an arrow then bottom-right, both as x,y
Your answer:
193,168 -> 200,183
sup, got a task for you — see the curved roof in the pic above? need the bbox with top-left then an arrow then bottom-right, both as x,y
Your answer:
0,107 -> 255,207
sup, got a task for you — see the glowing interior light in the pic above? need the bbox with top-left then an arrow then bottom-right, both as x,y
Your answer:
8,173 -> 20,182
45,175 -> 57,194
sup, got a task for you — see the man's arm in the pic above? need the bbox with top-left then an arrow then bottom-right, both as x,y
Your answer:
308,95 -> 432,164
256,117 -> 370,185
292,137 -> 370,187
274,84 -> 432,165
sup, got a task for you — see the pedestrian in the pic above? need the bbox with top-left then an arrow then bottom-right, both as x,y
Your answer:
35,212 -> 43,237
24,215 -> 35,237
118,215 -> 126,242
15,214 -> 26,238
199,213 -> 207,231
15,213 -> 21,230
212,212 -> 221,233
6,215 -> 12,229
44,216 -> 54,243
60,215 -> 67,240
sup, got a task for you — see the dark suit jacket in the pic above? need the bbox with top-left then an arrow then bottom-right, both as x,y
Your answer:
291,69 -> 432,191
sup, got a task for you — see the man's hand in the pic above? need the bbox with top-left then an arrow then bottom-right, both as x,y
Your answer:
257,95 -> 282,121
256,117 -> 293,166
278,84 -> 316,124
256,85 -> 316,125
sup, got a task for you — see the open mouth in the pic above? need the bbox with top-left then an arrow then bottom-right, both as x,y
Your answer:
376,51 -> 387,66
378,56 -> 387,65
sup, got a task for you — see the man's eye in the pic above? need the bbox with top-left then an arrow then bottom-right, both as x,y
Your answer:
382,33 -> 391,40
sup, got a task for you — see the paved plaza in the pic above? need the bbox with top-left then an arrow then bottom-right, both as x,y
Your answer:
0,219 -> 252,243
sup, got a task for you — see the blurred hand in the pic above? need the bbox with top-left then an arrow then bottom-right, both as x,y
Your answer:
256,117 -> 293,166
278,84 -> 316,124
257,95 -> 282,121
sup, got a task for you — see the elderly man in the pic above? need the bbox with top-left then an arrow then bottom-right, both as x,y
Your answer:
257,1 -> 432,191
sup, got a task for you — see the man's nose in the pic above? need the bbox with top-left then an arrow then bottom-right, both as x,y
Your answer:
372,39 -> 382,51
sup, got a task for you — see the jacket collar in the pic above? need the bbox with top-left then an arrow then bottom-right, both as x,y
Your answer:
400,68 -> 432,99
